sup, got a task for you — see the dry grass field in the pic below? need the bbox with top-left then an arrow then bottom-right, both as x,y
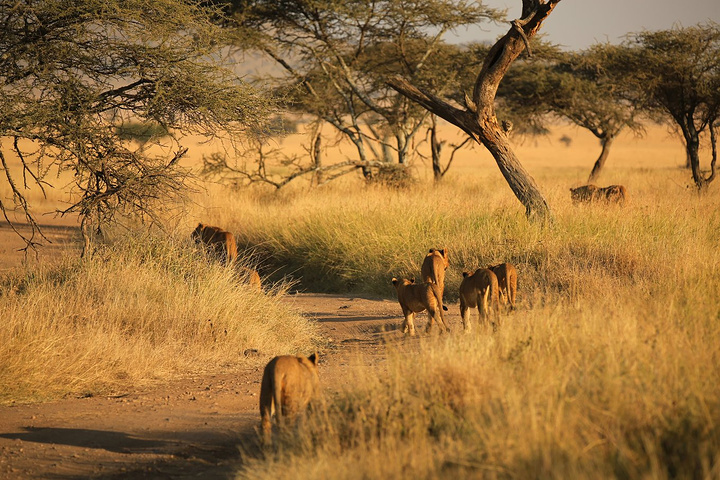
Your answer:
1,121 -> 719,478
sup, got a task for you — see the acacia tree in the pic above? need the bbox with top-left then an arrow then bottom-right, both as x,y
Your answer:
553,48 -> 643,183
610,23 -> 720,191
388,0 -> 561,220
217,0 -> 503,183
0,0 -> 272,254
500,45 -> 642,183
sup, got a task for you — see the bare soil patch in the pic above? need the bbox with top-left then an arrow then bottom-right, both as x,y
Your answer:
0,277 -> 426,479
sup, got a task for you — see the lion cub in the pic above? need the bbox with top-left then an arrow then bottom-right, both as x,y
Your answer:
259,352 -> 320,443
191,223 -> 238,265
392,277 -> 449,335
489,263 -> 517,311
421,248 -> 450,311
459,268 -> 500,331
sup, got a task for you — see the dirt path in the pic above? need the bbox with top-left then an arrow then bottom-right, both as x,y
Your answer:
0,292 -> 424,479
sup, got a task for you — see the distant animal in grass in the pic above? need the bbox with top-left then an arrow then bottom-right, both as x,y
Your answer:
260,352 -> 320,444
191,223 -> 237,265
239,265 -> 262,292
459,268 -> 500,331
392,277 -> 449,336
570,184 -> 627,205
489,263 -> 518,312
421,248 -> 450,311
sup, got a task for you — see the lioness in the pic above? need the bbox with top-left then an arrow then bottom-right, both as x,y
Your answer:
489,263 -> 517,311
602,184 -> 627,204
570,184 -> 627,205
459,268 -> 500,331
421,248 -> 450,311
392,277 -> 449,335
191,223 -> 238,265
260,352 -> 320,443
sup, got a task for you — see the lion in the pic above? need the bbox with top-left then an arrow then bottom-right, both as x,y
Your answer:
421,248 -> 449,311
191,223 -> 238,265
570,184 -> 627,205
458,268 -> 500,331
392,277 -> 449,335
489,263 -> 517,312
569,184 -> 602,204
260,352 -> 320,443
601,184 -> 627,204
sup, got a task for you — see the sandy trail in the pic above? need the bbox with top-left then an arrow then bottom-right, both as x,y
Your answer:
0,291 -> 416,479
0,220 -> 461,479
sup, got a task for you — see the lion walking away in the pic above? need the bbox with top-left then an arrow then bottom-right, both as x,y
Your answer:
459,268 -> 500,331
421,248 -> 450,311
191,223 -> 238,265
259,352 -> 320,444
392,277 -> 449,335
489,263 -> 518,312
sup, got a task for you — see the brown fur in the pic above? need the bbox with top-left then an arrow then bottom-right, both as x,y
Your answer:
459,268 -> 500,331
392,277 -> 449,335
570,184 -> 627,205
191,223 -> 238,265
421,248 -> 449,294
259,352 -> 320,443
489,263 -> 518,311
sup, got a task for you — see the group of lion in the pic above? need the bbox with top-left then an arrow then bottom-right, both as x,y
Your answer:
570,184 -> 627,205
203,183 -> 625,442
392,248 -> 517,335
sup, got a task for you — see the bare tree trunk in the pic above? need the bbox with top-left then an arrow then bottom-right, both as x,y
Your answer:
311,130 -> 323,185
587,134 -> 614,184
387,0 -> 559,221
685,124 -> 716,191
430,115 -> 444,182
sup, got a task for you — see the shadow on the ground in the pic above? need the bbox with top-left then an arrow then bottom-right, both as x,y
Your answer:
1,427 -> 262,480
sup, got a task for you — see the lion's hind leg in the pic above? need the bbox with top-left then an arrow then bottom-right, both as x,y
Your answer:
403,311 -> 417,336
460,297 -> 474,332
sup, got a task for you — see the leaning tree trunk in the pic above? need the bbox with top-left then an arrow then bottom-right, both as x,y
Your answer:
388,0 -> 559,221
587,134 -> 614,184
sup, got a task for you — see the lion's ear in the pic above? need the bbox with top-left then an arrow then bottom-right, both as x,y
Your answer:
392,277 -> 399,286
439,248 -> 446,256
428,248 -> 435,253
308,352 -> 319,366
410,277 -> 416,283
462,271 -> 470,278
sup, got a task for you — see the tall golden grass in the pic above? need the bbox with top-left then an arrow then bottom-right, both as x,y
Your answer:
212,156 -> 720,477
0,234 -> 318,404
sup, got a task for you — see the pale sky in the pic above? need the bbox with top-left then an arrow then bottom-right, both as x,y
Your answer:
454,0 -> 720,50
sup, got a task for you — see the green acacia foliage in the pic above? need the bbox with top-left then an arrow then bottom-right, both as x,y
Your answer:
216,0 -> 504,180
608,23 -> 720,190
0,0 -> 273,251
495,41 -> 642,182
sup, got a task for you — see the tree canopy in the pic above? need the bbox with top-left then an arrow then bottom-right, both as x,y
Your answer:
0,0 -> 273,253
607,23 -> 720,190
215,0 -> 504,184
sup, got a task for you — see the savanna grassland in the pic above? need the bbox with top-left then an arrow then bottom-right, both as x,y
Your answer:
2,121 -> 719,478
208,122 -> 717,479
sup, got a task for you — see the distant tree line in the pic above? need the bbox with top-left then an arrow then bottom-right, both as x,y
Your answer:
1,0 -> 718,249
